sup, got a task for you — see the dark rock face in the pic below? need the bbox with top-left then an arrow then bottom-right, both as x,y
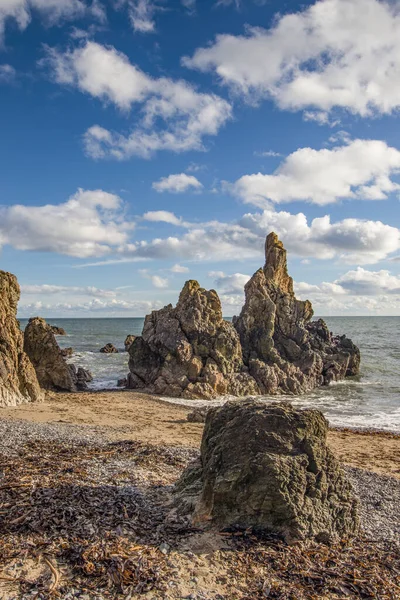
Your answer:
100,343 -> 119,354
24,317 -> 91,392
176,400 -> 359,542
127,233 -> 360,399
124,335 -> 136,352
50,325 -> 66,335
61,347 -> 73,358
187,407 -> 209,423
128,280 -> 258,399
0,271 -> 43,407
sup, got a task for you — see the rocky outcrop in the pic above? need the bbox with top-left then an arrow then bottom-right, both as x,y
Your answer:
124,335 -> 136,352
50,325 -> 66,335
100,343 -> 119,354
233,232 -> 360,394
127,233 -> 359,399
24,317 -> 89,392
128,280 -> 258,399
0,271 -> 43,407
69,364 -> 93,390
176,400 -> 359,542
61,347 -> 73,358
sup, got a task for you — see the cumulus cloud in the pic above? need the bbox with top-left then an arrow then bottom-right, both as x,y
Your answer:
0,188 -> 132,258
142,210 -> 187,227
209,271 -> 250,294
18,297 -> 163,317
44,41 -> 232,159
232,139 -> 400,207
139,269 -> 169,288
112,208 -> 400,266
121,0 -> 157,33
295,267 -> 400,315
152,173 -> 203,193
184,0 -> 400,119
0,0 -> 103,43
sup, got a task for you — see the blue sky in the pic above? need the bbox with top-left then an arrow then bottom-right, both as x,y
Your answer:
1,0 -> 400,317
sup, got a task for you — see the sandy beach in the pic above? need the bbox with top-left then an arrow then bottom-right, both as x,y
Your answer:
1,391 -> 400,599
2,389 -> 399,478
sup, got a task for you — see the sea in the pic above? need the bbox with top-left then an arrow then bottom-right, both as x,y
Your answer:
19,316 -> 400,433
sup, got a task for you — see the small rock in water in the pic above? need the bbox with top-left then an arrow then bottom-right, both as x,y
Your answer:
99,343 -> 119,354
50,325 -> 67,335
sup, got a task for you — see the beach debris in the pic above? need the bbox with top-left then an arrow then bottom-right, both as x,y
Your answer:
0,270 -> 43,407
176,400 -> 359,542
124,335 -> 136,352
24,317 -> 79,392
127,232 -> 360,399
187,407 -> 209,423
50,325 -> 67,335
99,343 -> 119,354
0,432 -> 399,599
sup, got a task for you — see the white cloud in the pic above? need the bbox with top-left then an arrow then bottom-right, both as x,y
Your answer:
45,41 -> 232,159
112,208 -> 400,266
295,267 -> 400,315
171,264 -> 189,273
0,188 -> 132,258
152,173 -> 203,193
18,297 -> 163,317
0,63 -> 15,82
0,0 -> 103,43
126,0 -> 155,33
209,271 -> 250,293
181,0 -> 196,13
184,0 -> 400,119
139,269 -> 169,288
232,139 -> 400,207
142,210 -> 187,227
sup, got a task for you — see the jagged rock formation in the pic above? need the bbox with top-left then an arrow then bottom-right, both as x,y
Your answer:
128,281 -> 258,399
176,400 -> 359,542
61,347 -> 73,358
50,325 -> 66,335
124,335 -> 136,352
233,232 -> 360,394
24,317 -> 92,392
0,271 -> 43,407
127,233 -> 359,399
100,343 -> 119,354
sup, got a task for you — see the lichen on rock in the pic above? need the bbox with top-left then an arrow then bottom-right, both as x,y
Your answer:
0,271 -> 43,407
175,400 -> 359,542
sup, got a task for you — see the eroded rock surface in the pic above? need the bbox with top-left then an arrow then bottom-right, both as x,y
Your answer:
127,233 -> 359,399
124,335 -> 136,352
24,317 -> 90,392
176,400 -> 359,542
233,233 -> 360,394
128,281 -> 258,399
0,271 -> 43,407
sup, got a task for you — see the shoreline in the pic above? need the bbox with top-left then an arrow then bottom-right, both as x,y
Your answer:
1,389 -> 399,480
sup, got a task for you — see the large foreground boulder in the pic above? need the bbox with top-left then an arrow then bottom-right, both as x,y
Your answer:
176,400 -> 359,542
127,280 -> 258,399
0,271 -> 43,407
24,317 -> 91,392
127,233 -> 359,398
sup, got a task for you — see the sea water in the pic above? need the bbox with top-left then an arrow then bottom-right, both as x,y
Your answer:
19,316 -> 400,432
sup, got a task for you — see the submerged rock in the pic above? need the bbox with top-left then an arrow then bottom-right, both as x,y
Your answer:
127,280 -> 258,399
127,232 -> 359,399
100,343 -> 119,354
24,317 -> 91,392
0,271 -> 43,407
176,400 -> 359,542
124,335 -> 136,352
